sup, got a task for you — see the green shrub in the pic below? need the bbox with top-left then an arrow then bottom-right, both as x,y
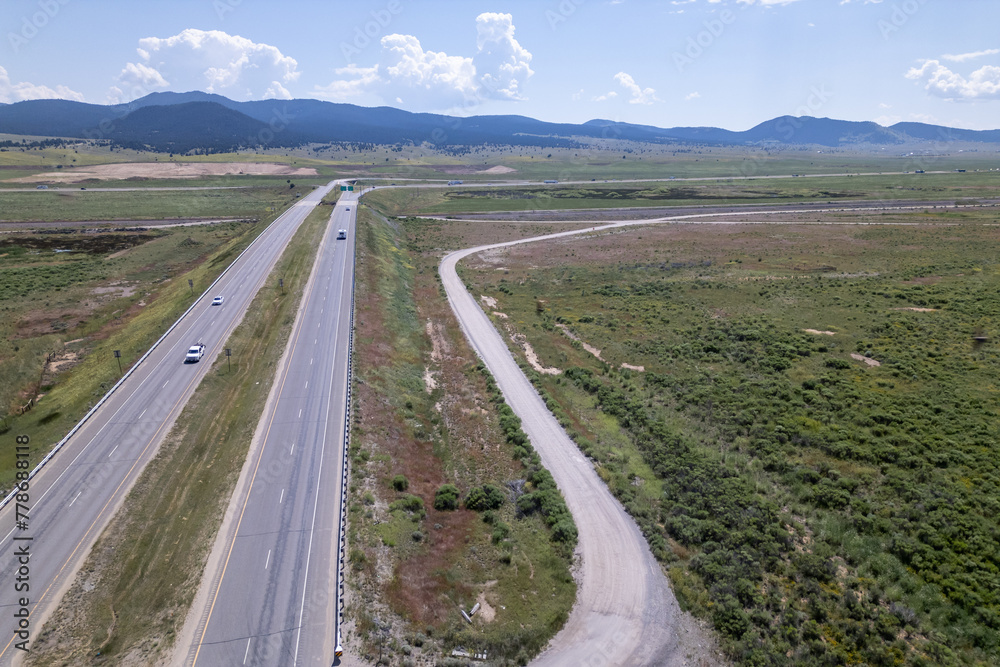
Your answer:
390,494 -> 424,513
491,521 -> 511,544
391,474 -> 409,492
465,484 -> 505,511
434,484 -> 460,511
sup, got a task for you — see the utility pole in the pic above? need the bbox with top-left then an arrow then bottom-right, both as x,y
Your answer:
113,350 -> 122,375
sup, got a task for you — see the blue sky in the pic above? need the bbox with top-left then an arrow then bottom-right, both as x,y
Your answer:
1,0 -> 998,131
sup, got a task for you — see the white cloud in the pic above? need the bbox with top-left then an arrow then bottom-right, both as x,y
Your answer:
0,66 -> 84,103
839,0 -> 883,4
593,91 -> 618,102
875,112 -> 938,127
614,72 -> 659,105
115,62 -> 169,97
685,91 -> 701,101
873,114 -> 900,126
941,49 -> 999,63
906,60 -> 1000,100
113,29 -> 299,102
264,81 -> 292,100
316,13 -> 533,112
474,12 -> 533,100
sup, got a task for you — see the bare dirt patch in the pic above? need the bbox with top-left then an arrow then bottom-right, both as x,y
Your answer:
426,319 -> 450,362
851,353 -> 881,367
556,323 -> 603,361
12,161 -> 318,184
804,329 -> 837,336
894,307 -> 938,312
620,363 -> 645,372
423,366 -> 438,394
512,333 -> 562,375
478,165 -> 516,174
475,590 -> 497,623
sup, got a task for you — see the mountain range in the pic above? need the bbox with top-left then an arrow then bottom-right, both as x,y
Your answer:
1,91 -> 998,153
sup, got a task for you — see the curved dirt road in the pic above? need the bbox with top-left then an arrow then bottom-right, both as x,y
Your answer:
440,227 -> 715,666
438,200 -> 996,664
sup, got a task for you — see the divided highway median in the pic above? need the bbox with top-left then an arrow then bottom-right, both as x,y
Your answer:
22,196 -> 339,665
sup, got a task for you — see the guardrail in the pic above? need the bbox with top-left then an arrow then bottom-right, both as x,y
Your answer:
333,200 -> 358,658
1,185 -> 337,512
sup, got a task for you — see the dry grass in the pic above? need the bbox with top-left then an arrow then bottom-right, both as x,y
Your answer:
346,207 -> 575,663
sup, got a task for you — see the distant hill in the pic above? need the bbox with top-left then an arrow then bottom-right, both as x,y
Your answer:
108,102 -> 275,153
1,91 -> 998,152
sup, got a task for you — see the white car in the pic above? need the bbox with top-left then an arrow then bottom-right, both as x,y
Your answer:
337,229 -> 347,240
185,344 -> 206,363
211,296 -> 224,306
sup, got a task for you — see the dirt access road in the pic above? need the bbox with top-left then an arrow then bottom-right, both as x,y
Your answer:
437,198 -> 1000,665
440,234 -> 719,666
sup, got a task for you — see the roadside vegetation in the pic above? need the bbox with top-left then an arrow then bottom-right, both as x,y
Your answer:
346,204 -> 576,665
0,208 -> 303,493
453,213 -> 1000,666
24,197 -> 337,665
363,170 -> 1000,217
0,186 -> 308,222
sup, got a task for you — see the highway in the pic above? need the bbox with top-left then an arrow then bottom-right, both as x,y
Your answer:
0,182 -> 337,665
178,195 -> 356,666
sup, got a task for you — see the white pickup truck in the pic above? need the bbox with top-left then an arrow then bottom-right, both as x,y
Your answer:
185,344 -> 206,363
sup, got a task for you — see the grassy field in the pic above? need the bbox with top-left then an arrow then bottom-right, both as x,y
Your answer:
24,196 -> 337,666
0,186 -> 311,222
362,170 -> 1000,217
304,142 -> 1000,182
0,214 -> 298,493
0,144 -> 339,189
3,138 -> 997,189
446,210 -> 1000,666
346,203 -> 576,665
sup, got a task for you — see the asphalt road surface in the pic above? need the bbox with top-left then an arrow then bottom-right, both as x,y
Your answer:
0,182 -> 337,665
178,195 -> 356,667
